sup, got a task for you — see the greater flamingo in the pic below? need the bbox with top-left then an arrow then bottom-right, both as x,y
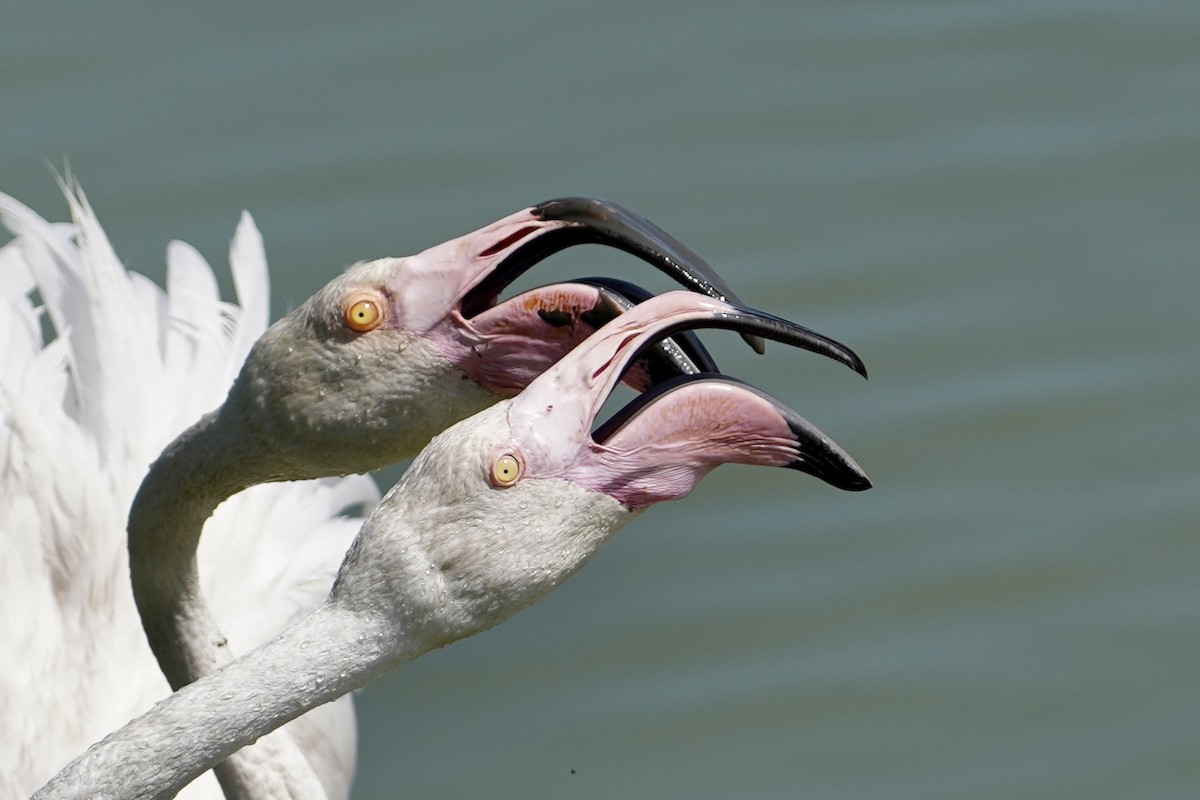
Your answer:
36,290 -> 870,800
2,183 -> 803,798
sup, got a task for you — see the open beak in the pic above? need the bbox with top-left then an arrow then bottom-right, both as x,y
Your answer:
440,278 -> 722,395
456,195 -> 758,352
415,198 -> 781,396
398,195 -> 763,343
508,291 -> 870,506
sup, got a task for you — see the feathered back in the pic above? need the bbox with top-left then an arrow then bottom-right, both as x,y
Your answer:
0,181 -> 376,799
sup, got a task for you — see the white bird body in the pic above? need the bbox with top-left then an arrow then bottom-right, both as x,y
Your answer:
0,187 -> 374,799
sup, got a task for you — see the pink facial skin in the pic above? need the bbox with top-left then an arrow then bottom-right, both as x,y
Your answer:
502,291 -> 870,510
427,282 -> 656,396
572,378 -> 800,508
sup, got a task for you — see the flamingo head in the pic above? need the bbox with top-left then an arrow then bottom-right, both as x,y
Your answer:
333,291 -> 869,645
222,200 -> 766,476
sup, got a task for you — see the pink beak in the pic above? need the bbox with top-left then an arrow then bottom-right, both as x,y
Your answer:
508,292 -> 871,508
401,197 -> 772,396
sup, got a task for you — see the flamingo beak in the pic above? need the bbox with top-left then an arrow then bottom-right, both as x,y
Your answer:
436,279 -> 721,396
405,198 -> 773,396
457,198 -> 762,353
507,292 -> 870,504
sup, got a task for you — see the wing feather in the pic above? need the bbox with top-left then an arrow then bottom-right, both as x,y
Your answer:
0,182 -> 369,799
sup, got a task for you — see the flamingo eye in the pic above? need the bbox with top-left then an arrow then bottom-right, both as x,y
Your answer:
344,297 -> 383,332
490,454 -> 521,487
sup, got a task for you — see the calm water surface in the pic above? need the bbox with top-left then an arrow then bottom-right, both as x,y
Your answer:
3,1 -> 1195,798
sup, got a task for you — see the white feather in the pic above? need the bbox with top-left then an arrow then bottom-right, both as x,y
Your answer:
226,210 -> 270,381
0,182 -> 378,799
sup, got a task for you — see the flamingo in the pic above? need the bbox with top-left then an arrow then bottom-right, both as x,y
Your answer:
1,182 -> 790,799
36,290 -> 870,800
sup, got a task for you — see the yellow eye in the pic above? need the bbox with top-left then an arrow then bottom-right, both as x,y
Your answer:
491,454 -> 521,487
344,298 -> 383,332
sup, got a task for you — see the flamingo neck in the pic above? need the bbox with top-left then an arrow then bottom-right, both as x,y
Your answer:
128,407 -> 269,690
126,407 -> 329,798
34,605 -> 396,800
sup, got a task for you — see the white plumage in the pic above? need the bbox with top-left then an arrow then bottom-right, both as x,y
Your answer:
32,289 -> 871,800
0,182 -> 375,799
5,184 -> 836,799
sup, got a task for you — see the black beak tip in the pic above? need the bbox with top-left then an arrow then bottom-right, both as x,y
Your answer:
789,458 -> 873,492
832,471 -> 873,492
827,342 -> 869,379
783,414 -> 872,492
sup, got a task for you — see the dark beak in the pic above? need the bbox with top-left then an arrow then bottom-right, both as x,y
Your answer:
462,197 -> 766,353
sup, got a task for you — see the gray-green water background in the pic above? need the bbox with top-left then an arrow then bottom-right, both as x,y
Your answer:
3,2 -> 1196,798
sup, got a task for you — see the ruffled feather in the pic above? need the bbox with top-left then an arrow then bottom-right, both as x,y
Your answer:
0,180 -> 372,799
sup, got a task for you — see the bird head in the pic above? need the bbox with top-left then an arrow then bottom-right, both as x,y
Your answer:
221,199 -> 753,477
331,291 -> 869,650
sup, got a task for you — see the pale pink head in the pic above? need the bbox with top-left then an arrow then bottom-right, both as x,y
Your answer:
331,290 -> 869,640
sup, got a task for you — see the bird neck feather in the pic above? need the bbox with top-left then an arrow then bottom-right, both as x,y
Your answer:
127,407 -> 272,688
125,408 -> 332,799
34,605 -> 388,800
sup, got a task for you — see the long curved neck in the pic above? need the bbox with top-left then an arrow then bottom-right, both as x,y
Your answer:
127,408 -> 327,799
34,605 -> 399,800
128,409 -> 267,688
